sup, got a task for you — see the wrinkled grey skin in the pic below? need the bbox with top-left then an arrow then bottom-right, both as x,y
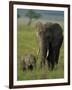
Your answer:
36,22 -> 63,70
22,54 -> 36,71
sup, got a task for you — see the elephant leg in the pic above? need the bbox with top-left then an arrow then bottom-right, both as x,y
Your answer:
55,36 -> 63,64
50,49 -> 56,70
47,51 -> 51,69
47,52 -> 55,70
40,46 -> 47,68
51,59 -> 55,70
47,43 -> 54,70
55,37 -> 63,65
55,48 -> 60,65
47,48 -> 55,70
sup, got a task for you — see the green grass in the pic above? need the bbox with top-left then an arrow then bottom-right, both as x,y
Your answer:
17,22 -> 64,81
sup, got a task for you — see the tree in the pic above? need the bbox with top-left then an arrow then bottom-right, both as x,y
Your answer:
26,10 -> 41,25
17,13 -> 20,18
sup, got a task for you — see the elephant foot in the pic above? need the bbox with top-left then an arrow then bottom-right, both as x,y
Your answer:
48,63 -> 51,70
54,64 -> 58,70
50,64 -> 55,71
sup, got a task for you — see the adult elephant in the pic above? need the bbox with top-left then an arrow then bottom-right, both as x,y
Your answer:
36,22 -> 63,70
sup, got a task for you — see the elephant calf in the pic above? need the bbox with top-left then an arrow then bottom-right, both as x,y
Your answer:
36,22 -> 63,70
21,53 -> 36,71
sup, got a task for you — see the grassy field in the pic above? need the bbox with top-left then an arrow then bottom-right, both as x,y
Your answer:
17,21 -> 64,81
